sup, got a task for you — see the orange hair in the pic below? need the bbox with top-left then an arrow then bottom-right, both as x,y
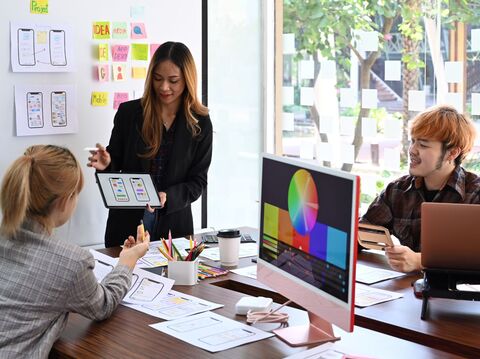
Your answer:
410,105 -> 476,165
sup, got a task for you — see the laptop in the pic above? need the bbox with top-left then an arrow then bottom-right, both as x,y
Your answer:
421,202 -> 480,270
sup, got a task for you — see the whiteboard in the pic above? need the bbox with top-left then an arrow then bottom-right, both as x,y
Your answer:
0,0 -> 203,247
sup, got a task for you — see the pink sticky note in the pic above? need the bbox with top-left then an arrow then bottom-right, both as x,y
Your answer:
131,22 -> 147,39
113,92 -> 129,110
111,44 -> 130,62
98,64 -> 109,82
150,43 -> 161,59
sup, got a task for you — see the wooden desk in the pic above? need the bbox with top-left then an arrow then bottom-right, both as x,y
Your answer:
51,246 -> 458,358
208,228 -> 480,358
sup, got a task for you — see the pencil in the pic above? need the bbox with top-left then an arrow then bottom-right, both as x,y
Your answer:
158,246 -> 174,261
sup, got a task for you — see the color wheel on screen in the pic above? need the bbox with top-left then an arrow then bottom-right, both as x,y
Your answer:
288,169 -> 319,235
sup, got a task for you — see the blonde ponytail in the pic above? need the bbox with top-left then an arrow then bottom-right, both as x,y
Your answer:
0,145 -> 84,237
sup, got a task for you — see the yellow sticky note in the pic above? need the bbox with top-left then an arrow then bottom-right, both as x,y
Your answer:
93,22 -> 110,40
98,43 -> 109,61
31,0 -> 48,14
131,43 -> 148,61
132,67 -> 146,79
91,92 -> 108,106
36,31 -> 48,45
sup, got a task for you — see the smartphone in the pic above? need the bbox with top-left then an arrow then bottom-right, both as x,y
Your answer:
49,29 -> 67,66
109,177 -> 129,202
26,92 -> 44,128
51,91 -> 67,127
130,177 -> 150,202
18,28 -> 35,66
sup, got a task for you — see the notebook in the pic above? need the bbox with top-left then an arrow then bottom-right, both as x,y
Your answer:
421,202 -> 480,270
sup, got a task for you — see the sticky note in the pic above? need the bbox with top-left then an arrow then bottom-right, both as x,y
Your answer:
384,147 -> 400,171
36,31 -> 47,45
318,60 -> 336,79
355,30 -> 378,52
300,142 -> 314,160
385,60 -> 401,81
111,44 -> 129,62
98,64 -> 109,82
300,87 -> 314,106
445,92 -> 463,112
91,92 -> 108,106
384,117 -> 402,139
98,43 -> 109,61
283,33 -> 295,54
131,5 -> 145,18
319,116 -> 334,134
131,23 -> 147,39
283,112 -> 294,131
341,144 -> 355,165
340,116 -> 355,136
131,43 -> 149,61
361,117 -> 377,138
93,21 -> 110,40
408,90 -> 425,111
340,88 -> 357,108
445,61 -> 463,84
112,22 -> 128,40
361,89 -> 378,109
150,43 -> 161,58
300,60 -> 314,80
113,92 -> 129,110
113,64 -> 127,81
31,0 -> 48,14
132,67 -> 147,79
472,29 -> 480,52
316,142 -> 333,162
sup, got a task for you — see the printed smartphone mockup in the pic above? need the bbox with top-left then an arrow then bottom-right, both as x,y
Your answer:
51,91 -> 67,127
109,177 -> 129,202
130,177 -> 150,202
27,92 -> 44,128
18,28 -> 35,66
49,29 -> 67,66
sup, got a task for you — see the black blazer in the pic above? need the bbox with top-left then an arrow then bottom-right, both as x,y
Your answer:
103,99 -> 213,247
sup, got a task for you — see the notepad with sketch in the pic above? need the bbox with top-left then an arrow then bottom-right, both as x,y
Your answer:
95,172 -> 161,209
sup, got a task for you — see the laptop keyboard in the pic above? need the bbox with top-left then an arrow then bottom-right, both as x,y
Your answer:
201,233 -> 255,244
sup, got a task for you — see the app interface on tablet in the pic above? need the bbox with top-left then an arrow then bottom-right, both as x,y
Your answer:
109,177 -> 129,202
130,177 -> 150,202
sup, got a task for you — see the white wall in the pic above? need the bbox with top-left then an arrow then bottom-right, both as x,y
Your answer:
0,0 -> 202,247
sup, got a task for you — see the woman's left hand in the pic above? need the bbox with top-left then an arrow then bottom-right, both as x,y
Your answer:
146,192 -> 167,213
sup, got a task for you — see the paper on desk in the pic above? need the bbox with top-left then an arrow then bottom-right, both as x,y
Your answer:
90,249 -> 174,305
284,343 -> 344,359
200,243 -> 258,261
356,263 -> 404,285
355,283 -> 403,308
150,311 -> 273,352
123,289 -> 223,320
230,265 -> 257,279
136,238 -> 193,268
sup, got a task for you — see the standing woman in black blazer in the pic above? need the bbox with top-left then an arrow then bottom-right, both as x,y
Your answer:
88,42 -> 212,247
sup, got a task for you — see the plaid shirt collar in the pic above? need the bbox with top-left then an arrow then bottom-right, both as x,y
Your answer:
406,165 -> 466,200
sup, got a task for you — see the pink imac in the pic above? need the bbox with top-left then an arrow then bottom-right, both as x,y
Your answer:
257,154 -> 360,346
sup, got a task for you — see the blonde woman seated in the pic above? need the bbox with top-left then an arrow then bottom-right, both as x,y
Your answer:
0,145 -> 150,358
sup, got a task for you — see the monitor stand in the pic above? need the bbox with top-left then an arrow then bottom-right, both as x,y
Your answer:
273,311 -> 340,347
421,268 -> 480,320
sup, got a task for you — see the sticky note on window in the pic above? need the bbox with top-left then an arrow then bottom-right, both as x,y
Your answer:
283,112 -> 294,131
472,93 -> 480,115
340,88 -> 357,108
112,22 -> 128,40
98,64 -> 109,82
385,61 -> 401,81
341,144 -> 355,165
408,90 -> 425,111
113,92 -> 129,110
300,87 -> 314,106
283,33 -> 295,54
361,117 -> 377,138
111,44 -> 129,62
319,116 -> 334,134
93,21 -> 110,40
445,92 -> 463,112
445,61 -> 463,84
384,147 -> 400,171
384,118 -> 402,139
300,60 -> 314,80
131,5 -> 145,18
91,92 -> 108,106
131,23 -> 147,39
472,29 -> 480,52
318,60 -> 336,79
361,89 -> 378,109
132,67 -> 147,79
31,0 -> 48,14
340,116 -> 355,136
316,142 -> 333,162
98,43 -> 109,61
283,86 -> 294,105
131,43 -> 149,61
354,30 -> 379,52
113,64 -> 127,81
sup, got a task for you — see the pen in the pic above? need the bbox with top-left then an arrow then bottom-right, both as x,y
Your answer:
139,220 -> 145,242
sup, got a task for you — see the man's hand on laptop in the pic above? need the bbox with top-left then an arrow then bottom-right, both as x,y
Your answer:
385,245 -> 423,273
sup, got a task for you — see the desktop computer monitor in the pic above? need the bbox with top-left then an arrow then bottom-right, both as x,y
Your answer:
257,154 -> 360,346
